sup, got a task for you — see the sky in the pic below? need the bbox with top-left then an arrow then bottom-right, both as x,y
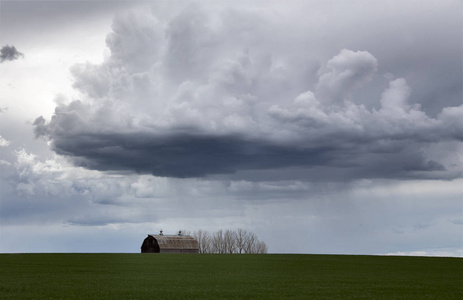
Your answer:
0,0 -> 462,256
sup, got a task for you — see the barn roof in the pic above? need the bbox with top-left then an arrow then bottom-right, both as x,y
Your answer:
148,234 -> 199,250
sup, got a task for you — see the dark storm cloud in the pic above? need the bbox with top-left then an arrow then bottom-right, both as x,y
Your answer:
0,45 -> 24,62
34,2 -> 463,181
69,135 -> 446,180
40,131 -> 336,178
34,98 -> 460,181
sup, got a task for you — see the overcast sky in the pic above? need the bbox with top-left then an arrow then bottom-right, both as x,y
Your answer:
0,0 -> 462,256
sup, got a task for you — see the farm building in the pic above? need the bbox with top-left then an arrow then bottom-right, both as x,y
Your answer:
141,230 -> 199,253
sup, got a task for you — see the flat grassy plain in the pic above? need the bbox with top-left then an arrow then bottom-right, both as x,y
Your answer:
0,254 -> 461,299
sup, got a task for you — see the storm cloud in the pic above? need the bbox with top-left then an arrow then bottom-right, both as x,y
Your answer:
0,45 -> 24,62
34,3 -> 462,181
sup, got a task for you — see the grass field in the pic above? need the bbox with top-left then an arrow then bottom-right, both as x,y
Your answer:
0,253 -> 461,299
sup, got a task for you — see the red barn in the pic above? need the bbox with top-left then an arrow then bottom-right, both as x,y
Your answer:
141,231 -> 199,253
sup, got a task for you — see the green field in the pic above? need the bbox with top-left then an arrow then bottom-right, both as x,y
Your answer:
0,253 -> 461,299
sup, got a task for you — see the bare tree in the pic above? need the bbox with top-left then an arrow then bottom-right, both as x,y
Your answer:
235,228 -> 247,254
193,230 -> 211,254
191,228 -> 267,254
255,241 -> 268,254
243,232 -> 258,254
224,229 -> 237,254
211,229 -> 226,254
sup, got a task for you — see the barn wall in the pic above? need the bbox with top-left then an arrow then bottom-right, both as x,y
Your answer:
160,249 -> 200,254
141,236 -> 160,253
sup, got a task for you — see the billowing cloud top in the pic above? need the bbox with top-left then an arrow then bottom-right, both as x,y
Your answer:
34,3 -> 462,181
0,45 -> 24,62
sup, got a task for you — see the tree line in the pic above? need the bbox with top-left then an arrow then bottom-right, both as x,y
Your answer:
187,229 -> 268,254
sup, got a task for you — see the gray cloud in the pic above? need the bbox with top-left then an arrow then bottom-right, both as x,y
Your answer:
41,130 -> 337,178
315,49 -> 378,104
33,112 -> 458,181
0,134 -> 10,147
0,45 -> 24,62
33,2 -> 462,182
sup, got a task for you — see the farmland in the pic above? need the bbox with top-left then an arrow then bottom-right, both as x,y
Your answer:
0,253 -> 461,299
